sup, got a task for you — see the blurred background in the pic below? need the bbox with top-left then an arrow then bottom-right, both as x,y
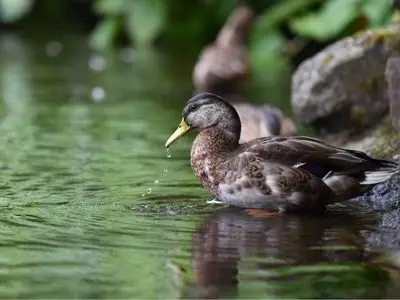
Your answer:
0,1 -> 398,298
0,0 -> 394,80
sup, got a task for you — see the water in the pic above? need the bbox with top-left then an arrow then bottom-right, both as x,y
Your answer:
0,33 -> 399,298
166,147 -> 172,159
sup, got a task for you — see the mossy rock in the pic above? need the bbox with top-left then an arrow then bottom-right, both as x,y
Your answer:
386,56 -> 400,133
339,116 -> 399,159
369,117 -> 400,159
346,117 -> 400,212
292,25 -> 400,135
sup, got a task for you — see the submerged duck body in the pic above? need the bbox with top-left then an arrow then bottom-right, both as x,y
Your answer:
166,93 -> 399,212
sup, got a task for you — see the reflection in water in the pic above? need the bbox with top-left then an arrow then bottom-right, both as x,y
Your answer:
190,207 -> 390,298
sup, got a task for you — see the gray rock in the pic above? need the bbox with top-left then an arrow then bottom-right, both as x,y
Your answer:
292,25 -> 400,134
364,208 -> 400,249
350,174 -> 400,250
385,56 -> 400,134
340,116 -> 400,157
346,116 -> 400,214
350,172 -> 400,212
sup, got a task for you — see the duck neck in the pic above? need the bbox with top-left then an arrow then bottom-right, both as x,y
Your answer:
192,126 -> 240,157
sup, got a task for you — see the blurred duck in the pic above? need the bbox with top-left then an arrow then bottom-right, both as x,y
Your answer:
192,5 -> 296,142
193,5 -> 253,94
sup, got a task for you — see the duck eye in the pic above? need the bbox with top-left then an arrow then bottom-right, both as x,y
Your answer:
188,104 -> 197,111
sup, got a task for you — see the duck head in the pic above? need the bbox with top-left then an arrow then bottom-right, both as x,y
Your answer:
165,93 -> 241,147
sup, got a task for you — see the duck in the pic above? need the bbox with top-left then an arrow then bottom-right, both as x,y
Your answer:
165,93 -> 399,213
233,102 -> 297,142
192,5 -> 253,94
192,5 -> 296,141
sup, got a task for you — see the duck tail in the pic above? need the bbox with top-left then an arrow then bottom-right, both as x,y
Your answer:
360,160 -> 399,185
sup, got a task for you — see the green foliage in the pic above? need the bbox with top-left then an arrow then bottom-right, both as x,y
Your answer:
290,0 -> 393,41
0,0 -> 395,51
95,0 -> 127,15
362,0 -> 393,27
0,0 -> 34,23
255,0 -> 321,33
290,0 -> 362,41
93,0 -> 167,48
125,0 -> 167,47
90,17 -> 121,50
91,0 -> 239,50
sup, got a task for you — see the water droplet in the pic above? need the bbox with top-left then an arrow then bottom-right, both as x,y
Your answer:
162,169 -> 168,176
154,180 -> 159,184
89,55 -> 106,71
147,188 -> 152,194
141,193 -> 145,197
45,41 -> 62,57
166,148 -> 172,158
91,86 -> 105,102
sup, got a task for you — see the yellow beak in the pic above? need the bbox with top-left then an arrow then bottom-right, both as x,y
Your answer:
165,118 -> 191,148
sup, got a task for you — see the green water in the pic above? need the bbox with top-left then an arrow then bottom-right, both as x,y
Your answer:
0,33 -> 398,298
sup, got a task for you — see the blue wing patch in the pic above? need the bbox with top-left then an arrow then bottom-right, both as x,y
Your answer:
296,163 -> 331,179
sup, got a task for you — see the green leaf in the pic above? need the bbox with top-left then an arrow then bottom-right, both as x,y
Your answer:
89,18 -> 121,50
249,29 -> 285,64
94,0 -> 128,16
362,0 -> 392,26
0,0 -> 34,23
247,30 -> 291,110
248,29 -> 288,83
208,0 -> 238,20
125,0 -> 167,48
290,0 -> 362,41
256,0 -> 322,32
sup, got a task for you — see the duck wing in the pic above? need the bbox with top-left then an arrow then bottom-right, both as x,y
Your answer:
240,136 -> 398,184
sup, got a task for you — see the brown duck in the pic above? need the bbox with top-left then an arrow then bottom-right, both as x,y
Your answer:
192,5 -> 296,141
233,103 -> 296,142
165,93 -> 399,213
193,5 -> 253,94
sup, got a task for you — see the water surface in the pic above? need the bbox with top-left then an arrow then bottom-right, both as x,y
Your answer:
0,33 -> 399,298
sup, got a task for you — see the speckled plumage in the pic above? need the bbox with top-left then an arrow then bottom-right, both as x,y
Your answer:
166,93 -> 399,212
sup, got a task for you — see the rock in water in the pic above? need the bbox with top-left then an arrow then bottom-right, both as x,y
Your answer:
292,25 -> 400,135
385,56 -> 400,134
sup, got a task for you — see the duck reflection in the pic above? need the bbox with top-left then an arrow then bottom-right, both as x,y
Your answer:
190,207 -> 382,298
